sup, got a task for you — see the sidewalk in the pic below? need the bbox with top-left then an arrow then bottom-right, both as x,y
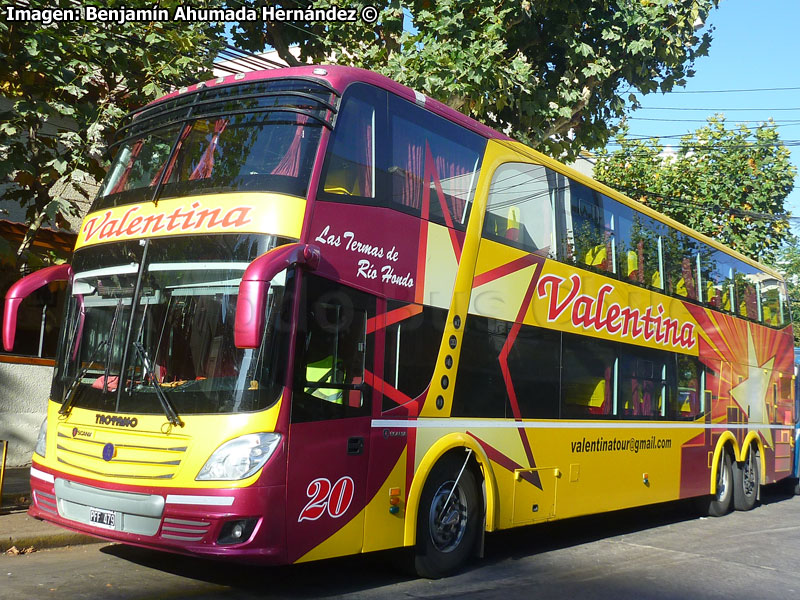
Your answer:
1,467 -> 97,553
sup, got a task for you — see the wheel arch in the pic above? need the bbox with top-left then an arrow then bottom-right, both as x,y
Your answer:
710,432 -> 740,495
403,433 -> 498,547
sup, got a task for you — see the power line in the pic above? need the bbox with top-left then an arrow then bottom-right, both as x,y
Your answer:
605,139 -> 800,147
637,106 -> 800,112
627,117 -> 800,125
636,86 -> 800,95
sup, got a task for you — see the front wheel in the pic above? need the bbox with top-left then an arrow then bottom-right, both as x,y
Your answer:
733,446 -> 760,511
414,455 -> 481,579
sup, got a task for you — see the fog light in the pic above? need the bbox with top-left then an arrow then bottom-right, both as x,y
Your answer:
217,518 -> 258,545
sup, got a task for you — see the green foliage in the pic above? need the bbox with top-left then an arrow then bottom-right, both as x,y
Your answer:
0,0 -> 224,264
229,0 -> 718,160
3,0 -> 722,266
770,236 -> 800,346
594,117 -> 796,264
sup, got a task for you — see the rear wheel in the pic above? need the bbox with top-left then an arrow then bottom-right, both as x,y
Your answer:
701,450 -> 733,517
414,455 -> 481,579
733,446 -> 760,511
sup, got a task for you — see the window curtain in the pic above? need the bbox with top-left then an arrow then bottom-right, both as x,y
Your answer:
190,118 -> 229,181
394,134 -> 472,222
272,114 -> 309,177
434,156 -> 468,222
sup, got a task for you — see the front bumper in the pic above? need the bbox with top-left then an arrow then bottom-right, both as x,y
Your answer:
29,463 -> 287,564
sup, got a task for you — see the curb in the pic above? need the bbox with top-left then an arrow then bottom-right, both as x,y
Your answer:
1,506 -> 100,553
2,531 -> 100,553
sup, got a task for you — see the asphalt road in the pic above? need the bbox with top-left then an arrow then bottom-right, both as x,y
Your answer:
3,485 -> 800,600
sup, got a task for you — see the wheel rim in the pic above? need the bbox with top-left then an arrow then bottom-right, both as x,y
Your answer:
743,452 -> 757,498
428,480 -> 468,553
717,457 -> 729,501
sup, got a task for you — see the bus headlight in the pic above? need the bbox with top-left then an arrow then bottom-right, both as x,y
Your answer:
196,433 -> 282,481
34,417 -> 47,458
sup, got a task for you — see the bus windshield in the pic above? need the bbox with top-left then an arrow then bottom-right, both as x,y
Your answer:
51,235 -> 293,416
95,78 -> 334,208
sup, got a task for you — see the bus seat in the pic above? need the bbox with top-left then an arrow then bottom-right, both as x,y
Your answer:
706,282 -> 717,307
587,379 -> 607,414
322,158 -> 358,196
651,271 -> 662,289
675,277 -> 687,297
626,250 -> 639,280
584,245 -> 607,269
722,289 -> 731,311
305,356 -> 345,404
505,206 -> 521,242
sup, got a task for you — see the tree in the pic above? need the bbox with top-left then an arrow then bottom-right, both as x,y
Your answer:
594,117 -> 796,264
230,0 -> 718,159
771,235 -> 800,346
0,0 -> 224,269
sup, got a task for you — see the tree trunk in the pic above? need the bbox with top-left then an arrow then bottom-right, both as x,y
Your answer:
15,209 -> 46,274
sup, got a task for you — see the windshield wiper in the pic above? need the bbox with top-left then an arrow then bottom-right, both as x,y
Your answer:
132,341 -> 183,427
102,299 -> 124,394
59,340 -> 109,417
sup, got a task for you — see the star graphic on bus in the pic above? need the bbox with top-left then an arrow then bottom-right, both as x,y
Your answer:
730,329 -> 774,449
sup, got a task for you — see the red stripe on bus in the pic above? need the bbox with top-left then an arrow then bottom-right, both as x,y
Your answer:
473,254 -> 541,289
366,304 -> 424,334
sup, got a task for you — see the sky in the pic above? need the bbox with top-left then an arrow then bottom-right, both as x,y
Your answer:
616,0 -> 800,236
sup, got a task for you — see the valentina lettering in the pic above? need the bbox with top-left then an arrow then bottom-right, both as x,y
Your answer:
82,202 -> 253,242
536,273 -> 696,350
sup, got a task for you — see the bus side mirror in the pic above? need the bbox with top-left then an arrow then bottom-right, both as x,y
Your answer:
3,263 -> 73,352
235,243 -> 320,349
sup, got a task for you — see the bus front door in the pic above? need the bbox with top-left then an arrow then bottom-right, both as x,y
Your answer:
285,274 -> 374,563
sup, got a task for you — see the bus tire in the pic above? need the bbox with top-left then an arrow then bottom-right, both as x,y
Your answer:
702,450 -> 733,517
733,446 -> 760,511
414,454 -> 481,579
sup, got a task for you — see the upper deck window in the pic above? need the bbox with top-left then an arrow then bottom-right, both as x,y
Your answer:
319,83 -> 487,229
483,163 -> 554,256
321,84 -> 382,198
388,95 -> 484,227
94,78 -> 334,210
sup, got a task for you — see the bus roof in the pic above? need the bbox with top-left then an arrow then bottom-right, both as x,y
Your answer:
144,66 -> 782,283
145,64 -> 510,143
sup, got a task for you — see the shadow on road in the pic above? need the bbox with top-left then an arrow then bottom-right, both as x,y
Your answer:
99,483 -> 798,598
101,544 -> 413,598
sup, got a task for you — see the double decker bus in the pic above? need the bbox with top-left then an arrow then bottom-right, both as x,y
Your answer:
4,65 -> 795,578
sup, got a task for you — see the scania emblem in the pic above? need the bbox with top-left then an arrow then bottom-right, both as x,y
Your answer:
102,443 -> 116,462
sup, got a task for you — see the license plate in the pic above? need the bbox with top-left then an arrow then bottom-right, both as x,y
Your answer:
89,508 -> 115,530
